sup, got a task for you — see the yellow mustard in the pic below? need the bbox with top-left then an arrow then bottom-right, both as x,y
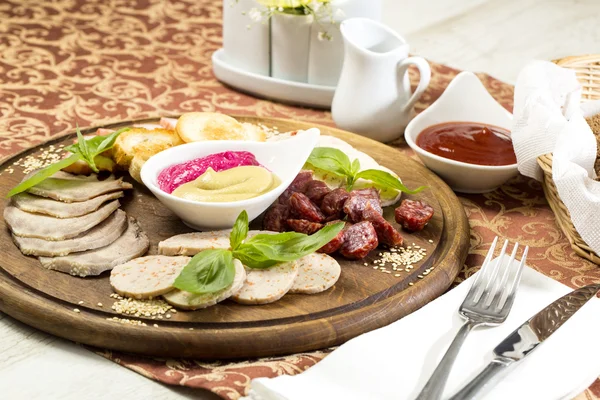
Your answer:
172,166 -> 280,202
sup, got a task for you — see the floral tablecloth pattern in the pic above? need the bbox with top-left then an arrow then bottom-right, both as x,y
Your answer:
1,1 -> 598,399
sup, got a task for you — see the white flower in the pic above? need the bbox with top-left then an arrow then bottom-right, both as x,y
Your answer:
248,8 -> 263,22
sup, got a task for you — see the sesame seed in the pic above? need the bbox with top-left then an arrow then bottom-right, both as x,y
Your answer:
428,239 -> 434,243
78,301 -> 84,305
189,328 -> 194,331
73,308 -> 80,313
97,303 -> 103,307
394,274 -> 401,277
409,282 -> 414,286
111,296 -> 172,317
153,324 -> 159,328
106,317 -> 147,326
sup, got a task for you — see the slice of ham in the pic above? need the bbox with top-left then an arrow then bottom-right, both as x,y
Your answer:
4,200 -> 120,241
12,191 -> 123,218
289,253 -> 341,294
28,176 -> 132,202
12,209 -> 127,257
159,117 -> 178,130
230,261 -> 298,305
132,123 -> 163,130
110,255 -> 191,299
162,259 -> 247,310
38,216 -> 149,277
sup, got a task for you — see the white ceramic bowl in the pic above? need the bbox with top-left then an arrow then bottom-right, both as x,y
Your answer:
405,71 -> 518,193
141,129 -> 320,230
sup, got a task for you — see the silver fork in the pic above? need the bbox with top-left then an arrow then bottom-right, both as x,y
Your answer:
415,237 -> 528,400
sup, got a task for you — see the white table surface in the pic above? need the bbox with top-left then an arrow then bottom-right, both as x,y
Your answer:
2,1 -> 599,399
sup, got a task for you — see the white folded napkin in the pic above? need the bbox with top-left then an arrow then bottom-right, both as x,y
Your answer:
242,265 -> 600,400
511,60 -> 600,255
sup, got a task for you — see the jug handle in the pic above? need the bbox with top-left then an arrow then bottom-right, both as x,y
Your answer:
397,56 -> 431,113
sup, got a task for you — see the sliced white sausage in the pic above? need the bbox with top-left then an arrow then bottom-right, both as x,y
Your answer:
110,255 -> 191,299
158,230 -> 232,256
158,230 -> 273,256
289,253 -> 341,294
162,259 -> 246,310
230,261 -> 298,305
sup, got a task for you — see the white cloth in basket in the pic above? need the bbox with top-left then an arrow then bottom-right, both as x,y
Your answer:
512,60 -> 600,256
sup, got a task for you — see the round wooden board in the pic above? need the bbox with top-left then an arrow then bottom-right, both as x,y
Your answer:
0,117 -> 469,359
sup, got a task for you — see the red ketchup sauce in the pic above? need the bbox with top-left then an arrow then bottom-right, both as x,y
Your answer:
157,151 -> 261,193
416,122 -> 517,166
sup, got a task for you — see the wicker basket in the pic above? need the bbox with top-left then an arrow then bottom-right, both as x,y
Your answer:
536,54 -> 600,265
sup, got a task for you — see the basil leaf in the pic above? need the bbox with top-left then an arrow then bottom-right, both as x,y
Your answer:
232,244 -> 279,269
230,210 -> 249,250
6,153 -> 82,198
66,127 -> 129,173
173,249 -> 235,294
88,127 -> 129,155
306,147 -> 353,178
351,158 -> 361,175
75,126 -> 91,162
354,169 -> 426,194
236,222 -> 345,267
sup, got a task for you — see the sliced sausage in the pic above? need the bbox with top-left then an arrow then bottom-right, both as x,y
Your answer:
110,255 -> 191,299
162,259 -> 247,310
289,253 -> 341,294
278,170 -> 314,205
231,261 -> 298,305
321,188 -> 350,217
263,203 -> 290,232
286,219 -> 323,235
289,192 -> 325,222
304,180 -> 331,206
317,220 -> 350,254
343,189 -> 383,223
395,199 -> 434,231
362,203 -> 404,247
339,221 -> 379,260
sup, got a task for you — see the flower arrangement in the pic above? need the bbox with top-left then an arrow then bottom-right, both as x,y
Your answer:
244,0 -> 343,40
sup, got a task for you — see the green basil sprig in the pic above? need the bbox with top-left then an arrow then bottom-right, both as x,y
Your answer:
306,147 -> 425,194
7,126 -> 128,198
173,211 -> 345,294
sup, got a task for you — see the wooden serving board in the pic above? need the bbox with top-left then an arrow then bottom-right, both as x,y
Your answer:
0,117 -> 469,359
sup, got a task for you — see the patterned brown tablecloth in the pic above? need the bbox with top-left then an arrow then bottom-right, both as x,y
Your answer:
1,1 -> 599,399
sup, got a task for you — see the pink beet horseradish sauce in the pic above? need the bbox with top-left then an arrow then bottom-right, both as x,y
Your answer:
157,151 -> 261,193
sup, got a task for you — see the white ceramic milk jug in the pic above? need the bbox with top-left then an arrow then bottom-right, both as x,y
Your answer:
332,18 -> 431,142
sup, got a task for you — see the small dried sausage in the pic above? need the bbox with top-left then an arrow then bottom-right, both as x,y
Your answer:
362,203 -> 404,247
343,189 -> 383,222
263,204 -> 289,232
318,220 -> 350,254
395,199 -> 434,231
304,180 -> 331,206
339,221 -> 378,260
278,170 -> 314,205
321,188 -> 350,217
287,219 -> 323,235
289,192 -> 325,222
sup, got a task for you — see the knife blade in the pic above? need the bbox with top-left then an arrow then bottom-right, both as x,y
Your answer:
448,283 -> 600,400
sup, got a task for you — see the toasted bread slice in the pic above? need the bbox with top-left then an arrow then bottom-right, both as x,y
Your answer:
128,139 -> 177,183
176,112 -> 246,143
241,122 -> 267,142
113,128 -> 182,169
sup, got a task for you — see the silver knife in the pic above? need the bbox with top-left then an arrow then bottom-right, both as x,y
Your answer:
448,283 -> 600,400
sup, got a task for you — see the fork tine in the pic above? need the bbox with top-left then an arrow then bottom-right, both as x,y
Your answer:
473,239 -> 508,304
464,237 -> 498,302
498,246 -> 528,311
488,242 -> 519,309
